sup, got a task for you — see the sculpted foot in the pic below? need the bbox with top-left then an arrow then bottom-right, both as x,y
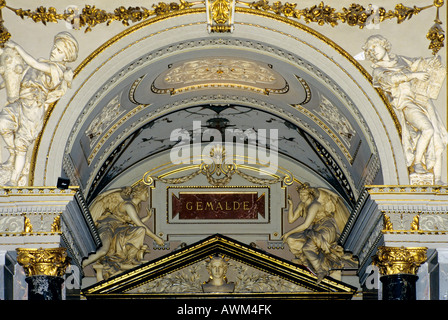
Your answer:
414,163 -> 426,174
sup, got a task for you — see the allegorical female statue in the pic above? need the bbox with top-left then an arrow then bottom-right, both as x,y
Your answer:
0,31 -> 78,185
82,182 -> 164,280
282,183 -> 357,282
362,35 -> 448,185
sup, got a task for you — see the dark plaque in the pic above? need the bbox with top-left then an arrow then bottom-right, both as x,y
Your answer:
172,192 -> 265,219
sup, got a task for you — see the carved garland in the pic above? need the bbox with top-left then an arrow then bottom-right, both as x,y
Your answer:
143,146 -> 294,187
0,0 -> 444,54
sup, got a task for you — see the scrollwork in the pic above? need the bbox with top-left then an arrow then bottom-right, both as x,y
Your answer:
143,145 -> 292,187
420,214 -> 448,231
0,215 -> 23,233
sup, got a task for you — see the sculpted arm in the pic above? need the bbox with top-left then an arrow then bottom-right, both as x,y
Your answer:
286,195 -> 305,224
122,203 -> 164,245
5,41 -> 52,74
282,201 -> 319,240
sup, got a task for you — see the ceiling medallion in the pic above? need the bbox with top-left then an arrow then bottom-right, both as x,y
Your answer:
151,57 -> 289,96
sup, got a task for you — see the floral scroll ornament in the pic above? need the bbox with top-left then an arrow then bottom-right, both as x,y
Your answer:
0,1 -> 443,53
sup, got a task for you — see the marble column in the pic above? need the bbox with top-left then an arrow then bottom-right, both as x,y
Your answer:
16,247 -> 70,300
0,250 -> 6,300
373,246 -> 427,300
416,262 -> 430,300
436,248 -> 448,300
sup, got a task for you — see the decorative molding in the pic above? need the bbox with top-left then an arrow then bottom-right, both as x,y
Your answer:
367,185 -> 448,233
142,145 -> 294,187
0,187 -> 100,270
293,103 -> 353,165
367,185 -> 448,195
72,36 -> 377,186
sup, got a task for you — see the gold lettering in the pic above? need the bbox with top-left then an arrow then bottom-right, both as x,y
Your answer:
186,202 -> 193,210
196,202 -> 203,211
243,201 -> 250,210
205,202 -> 214,210
225,201 -> 231,210
233,201 -> 240,210
216,202 -> 223,210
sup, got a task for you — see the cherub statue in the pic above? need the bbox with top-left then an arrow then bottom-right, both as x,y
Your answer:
202,255 -> 235,293
82,182 -> 164,280
362,34 -> 448,185
0,31 -> 78,185
282,183 -> 357,282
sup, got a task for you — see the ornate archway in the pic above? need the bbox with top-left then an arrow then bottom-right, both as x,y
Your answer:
0,0 -> 446,301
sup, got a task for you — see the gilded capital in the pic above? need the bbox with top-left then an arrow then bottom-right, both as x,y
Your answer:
16,247 -> 70,277
373,246 -> 427,276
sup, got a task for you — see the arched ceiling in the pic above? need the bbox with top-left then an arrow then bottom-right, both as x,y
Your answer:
65,40 -> 379,207
32,11 -> 408,211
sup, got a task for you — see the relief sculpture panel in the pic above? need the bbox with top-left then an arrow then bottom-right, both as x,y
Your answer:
129,256 -> 308,294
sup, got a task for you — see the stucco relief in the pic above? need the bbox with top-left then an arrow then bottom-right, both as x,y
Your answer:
316,95 -> 356,148
151,57 -> 289,95
85,93 -> 125,149
129,257 -> 308,294
65,38 -> 377,195
163,58 -> 278,84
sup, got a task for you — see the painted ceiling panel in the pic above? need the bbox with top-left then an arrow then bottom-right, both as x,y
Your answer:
86,104 -> 356,205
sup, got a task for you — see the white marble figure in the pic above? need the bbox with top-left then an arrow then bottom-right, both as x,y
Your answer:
0,32 -> 78,185
362,35 -> 448,185
0,47 -> 25,104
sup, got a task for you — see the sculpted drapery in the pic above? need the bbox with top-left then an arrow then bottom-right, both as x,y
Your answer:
363,35 -> 448,185
82,182 -> 164,280
282,183 -> 357,282
0,31 -> 78,186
